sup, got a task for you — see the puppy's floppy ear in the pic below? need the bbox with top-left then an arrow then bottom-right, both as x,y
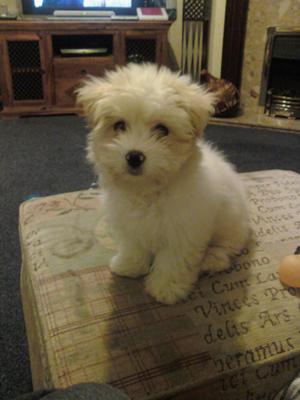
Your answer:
76,76 -> 111,128
177,75 -> 216,137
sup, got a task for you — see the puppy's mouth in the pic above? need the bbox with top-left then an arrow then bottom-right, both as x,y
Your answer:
127,166 -> 143,176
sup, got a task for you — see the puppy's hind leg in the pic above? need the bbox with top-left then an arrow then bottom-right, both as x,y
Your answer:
201,218 -> 250,273
201,245 -> 233,273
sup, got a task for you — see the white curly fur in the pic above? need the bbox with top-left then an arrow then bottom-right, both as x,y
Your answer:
77,63 -> 250,305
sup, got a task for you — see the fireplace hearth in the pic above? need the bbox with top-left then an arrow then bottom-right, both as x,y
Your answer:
260,27 -> 300,119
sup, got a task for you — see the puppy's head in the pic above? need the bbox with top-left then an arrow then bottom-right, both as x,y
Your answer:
77,63 -> 215,188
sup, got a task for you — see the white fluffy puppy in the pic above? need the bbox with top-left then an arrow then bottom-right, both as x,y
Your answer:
77,63 -> 250,305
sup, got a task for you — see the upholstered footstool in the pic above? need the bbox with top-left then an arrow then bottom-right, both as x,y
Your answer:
19,170 -> 300,400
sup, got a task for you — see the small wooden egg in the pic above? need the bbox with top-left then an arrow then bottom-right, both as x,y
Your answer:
278,255 -> 300,287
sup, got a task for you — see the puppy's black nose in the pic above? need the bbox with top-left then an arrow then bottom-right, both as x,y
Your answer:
126,151 -> 146,169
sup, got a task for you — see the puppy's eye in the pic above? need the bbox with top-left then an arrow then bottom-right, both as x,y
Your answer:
114,120 -> 126,131
154,124 -> 169,136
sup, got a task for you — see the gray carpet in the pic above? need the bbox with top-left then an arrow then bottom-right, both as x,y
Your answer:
0,115 -> 299,399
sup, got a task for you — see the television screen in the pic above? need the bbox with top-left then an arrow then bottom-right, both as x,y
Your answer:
33,0 -> 132,7
22,0 -> 143,15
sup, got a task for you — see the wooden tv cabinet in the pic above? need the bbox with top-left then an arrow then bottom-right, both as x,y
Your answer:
0,18 -> 171,118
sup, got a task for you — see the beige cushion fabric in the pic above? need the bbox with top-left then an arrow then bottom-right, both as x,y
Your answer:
19,170 -> 300,399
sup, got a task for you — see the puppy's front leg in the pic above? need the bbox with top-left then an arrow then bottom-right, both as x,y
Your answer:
145,248 -> 202,304
110,243 -> 151,278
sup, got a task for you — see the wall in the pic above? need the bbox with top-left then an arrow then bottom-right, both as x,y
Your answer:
207,0 -> 226,77
5,0 -> 20,14
167,0 -> 182,67
240,0 -> 300,113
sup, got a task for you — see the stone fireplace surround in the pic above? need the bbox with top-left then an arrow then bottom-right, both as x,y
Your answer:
213,0 -> 300,133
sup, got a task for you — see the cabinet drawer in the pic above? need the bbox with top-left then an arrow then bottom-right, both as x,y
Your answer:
54,59 -> 113,80
54,78 -> 82,107
54,61 -> 113,107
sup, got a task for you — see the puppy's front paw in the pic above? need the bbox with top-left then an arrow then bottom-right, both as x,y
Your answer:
144,273 -> 191,305
110,254 -> 149,278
